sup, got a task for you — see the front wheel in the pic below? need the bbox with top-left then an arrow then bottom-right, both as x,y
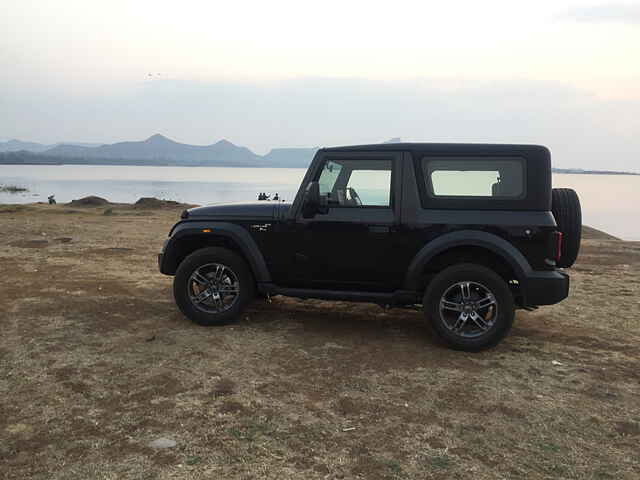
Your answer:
424,263 -> 515,351
173,247 -> 255,326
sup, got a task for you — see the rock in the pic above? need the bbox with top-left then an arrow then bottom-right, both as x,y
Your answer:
148,437 -> 177,449
134,197 -> 164,209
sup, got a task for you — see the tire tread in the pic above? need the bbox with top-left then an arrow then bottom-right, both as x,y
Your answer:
552,188 -> 581,268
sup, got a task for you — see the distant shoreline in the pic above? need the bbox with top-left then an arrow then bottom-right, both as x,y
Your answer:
552,168 -> 639,176
0,143 -> 638,174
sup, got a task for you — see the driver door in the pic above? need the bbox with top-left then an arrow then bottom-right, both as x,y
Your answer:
291,152 -> 403,291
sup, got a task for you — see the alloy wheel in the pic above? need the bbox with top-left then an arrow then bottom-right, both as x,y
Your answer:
439,281 -> 498,338
188,263 -> 240,313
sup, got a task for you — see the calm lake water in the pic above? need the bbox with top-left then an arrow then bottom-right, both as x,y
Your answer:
1,164 -> 639,240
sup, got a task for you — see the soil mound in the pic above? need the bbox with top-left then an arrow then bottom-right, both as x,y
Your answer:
68,196 -> 110,207
134,197 -> 186,209
582,225 -> 620,241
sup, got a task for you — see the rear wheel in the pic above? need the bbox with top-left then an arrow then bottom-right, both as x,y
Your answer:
424,263 -> 514,351
173,247 -> 255,326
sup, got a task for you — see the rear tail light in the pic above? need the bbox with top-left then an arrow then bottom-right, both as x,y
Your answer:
554,231 -> 563,262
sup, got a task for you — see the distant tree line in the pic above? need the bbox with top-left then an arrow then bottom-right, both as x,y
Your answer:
0,150 -> 170,166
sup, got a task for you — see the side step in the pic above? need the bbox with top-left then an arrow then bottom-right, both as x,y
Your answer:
258,283 -> 419,305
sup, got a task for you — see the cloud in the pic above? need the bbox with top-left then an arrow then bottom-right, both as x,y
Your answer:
559,3 -> 640,24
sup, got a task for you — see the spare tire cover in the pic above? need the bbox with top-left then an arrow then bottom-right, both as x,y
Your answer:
551,188 -> 582,268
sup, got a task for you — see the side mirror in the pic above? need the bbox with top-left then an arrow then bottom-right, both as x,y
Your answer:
302,181 -> 329,218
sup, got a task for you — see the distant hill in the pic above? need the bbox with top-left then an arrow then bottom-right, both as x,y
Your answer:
0,134 -> 317,167
0,139 -> 101,153
262,147 -> 318,168
1,135 -> 638,172
45,134 -> 263,166
0,139 -> 54,153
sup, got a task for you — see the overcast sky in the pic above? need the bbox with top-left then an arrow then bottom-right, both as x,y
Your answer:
1,0 -> 639,169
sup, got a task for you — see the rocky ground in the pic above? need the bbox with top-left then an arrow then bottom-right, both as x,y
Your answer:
0,203 -> 639,479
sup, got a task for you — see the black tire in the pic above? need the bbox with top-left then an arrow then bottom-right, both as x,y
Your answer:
551,188 -> 582,268
424,263 -> 515,352
173,247 -> 255,326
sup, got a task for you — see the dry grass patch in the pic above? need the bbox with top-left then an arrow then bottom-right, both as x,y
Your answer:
1,205 -> 639,479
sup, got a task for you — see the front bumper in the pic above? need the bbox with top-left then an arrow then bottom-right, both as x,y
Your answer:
158,237 -> 172,275
522,270 -> 569,306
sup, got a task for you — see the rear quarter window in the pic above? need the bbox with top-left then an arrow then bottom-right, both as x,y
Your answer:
424,157 -> 525,199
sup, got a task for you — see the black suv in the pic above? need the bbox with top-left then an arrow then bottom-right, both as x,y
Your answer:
159,143 -> 581,351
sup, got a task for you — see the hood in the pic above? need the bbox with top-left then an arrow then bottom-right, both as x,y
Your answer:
186,201 -> 290,219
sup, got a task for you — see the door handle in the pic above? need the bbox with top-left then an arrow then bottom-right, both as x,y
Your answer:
369,225 -> 390,233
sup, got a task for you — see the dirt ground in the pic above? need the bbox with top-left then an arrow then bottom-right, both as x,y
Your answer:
1,203 -> 639,479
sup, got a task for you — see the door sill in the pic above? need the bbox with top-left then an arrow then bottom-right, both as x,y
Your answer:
258,283 -> 418,305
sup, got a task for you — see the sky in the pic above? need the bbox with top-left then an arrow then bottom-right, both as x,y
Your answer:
1,0 -> 639,169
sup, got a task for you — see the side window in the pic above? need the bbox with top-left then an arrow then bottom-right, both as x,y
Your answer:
424,158 -> 524,198
346,169 -> 391,206
318,160 -> 342,196
316,158 -> 392,207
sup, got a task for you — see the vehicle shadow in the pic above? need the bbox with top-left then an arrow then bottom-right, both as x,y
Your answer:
238,297 -> 503,376
243,296 -> 452,354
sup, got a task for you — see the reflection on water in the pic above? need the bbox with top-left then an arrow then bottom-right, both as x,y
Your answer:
1,165 -> 639,240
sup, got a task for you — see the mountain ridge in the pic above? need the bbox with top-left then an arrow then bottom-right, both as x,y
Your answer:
42,134 -> 265,166
0,139 -> 102,153
2,136 -> 638,174
0,139 -> 55,153
1,134 -> 319,167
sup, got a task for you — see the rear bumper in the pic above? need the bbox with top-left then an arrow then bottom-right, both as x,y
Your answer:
522,270 -> 569,306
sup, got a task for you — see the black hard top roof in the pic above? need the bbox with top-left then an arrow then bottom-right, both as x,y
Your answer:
321,142 -> 549,155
